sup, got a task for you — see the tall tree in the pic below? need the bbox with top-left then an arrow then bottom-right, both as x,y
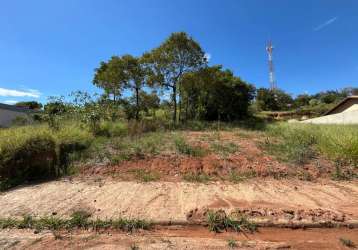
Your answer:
121,55 -> 146,120
143,32 -> 206,123
93,57 -> 127,103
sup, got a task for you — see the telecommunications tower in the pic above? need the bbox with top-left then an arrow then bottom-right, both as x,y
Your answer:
266,41 -> 277,90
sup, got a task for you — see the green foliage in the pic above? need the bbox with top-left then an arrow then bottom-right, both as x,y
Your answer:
256,88 -> 293,111
339,238 -> 356,248
180,66 -> 255,121
183,172 -> 211,183
207,210 -> 257,233
0,123 -> 94,190
174,136 -> 206,157
0,214 -> 151,233
264,123 -> 358,167
143,32 -> 207,123
0,127 -> 57,190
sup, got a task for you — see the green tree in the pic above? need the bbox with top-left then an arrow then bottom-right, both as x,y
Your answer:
121,55 -> 147,120
143,32 -> 206,123
256,88 -> 293,111
93,57 -> 127,103
181,66 -> 255,121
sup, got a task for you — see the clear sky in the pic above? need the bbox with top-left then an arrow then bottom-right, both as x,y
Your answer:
0,0 -> 357,104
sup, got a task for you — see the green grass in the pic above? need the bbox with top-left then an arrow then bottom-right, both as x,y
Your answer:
0,122 -> 94,190
0,212 -> 151,233
128,169 -> 160,182
263,123 -> 358,167
210,142 -> 239,157
174,136 -> 206,157
207,210 -> 257,233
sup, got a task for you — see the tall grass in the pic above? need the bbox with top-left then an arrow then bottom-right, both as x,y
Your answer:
0,122 -> 94,190
264,123 -> 358,167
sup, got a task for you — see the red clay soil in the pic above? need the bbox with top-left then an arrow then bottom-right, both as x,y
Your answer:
2,226 -> 357,250
81,131 -> 340,182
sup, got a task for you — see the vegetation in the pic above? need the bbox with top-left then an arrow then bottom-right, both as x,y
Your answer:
1,31 -> 357,191
0,212 -> 151,233
339,238 -> 356,248
207,210 -> 257,233
263,123 -> 358,167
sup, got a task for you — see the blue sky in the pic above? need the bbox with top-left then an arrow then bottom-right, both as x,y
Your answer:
0,0 -> 357,104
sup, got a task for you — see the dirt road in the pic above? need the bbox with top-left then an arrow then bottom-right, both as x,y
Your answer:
1,227 -> 357,249
1,179 -> 357,225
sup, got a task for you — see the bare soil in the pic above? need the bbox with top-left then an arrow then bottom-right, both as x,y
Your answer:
1,226 -> 357,249
1,179 -> 357,226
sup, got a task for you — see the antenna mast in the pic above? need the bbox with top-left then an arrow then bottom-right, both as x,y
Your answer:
266,41 -> 277,90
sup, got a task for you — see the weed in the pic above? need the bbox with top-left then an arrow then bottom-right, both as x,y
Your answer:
207,210 -> 257,233
68,210 -> 91,228
0,215 -> 151,233
331,165 -> 357,181
183,173 -> 211,183
339,238 -> 356,248
227,239 -> 238,248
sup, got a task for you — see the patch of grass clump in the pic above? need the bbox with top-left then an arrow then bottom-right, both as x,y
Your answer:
207,210 -> 257,233
129,169 -> 160,182
227,239 -> 238,248
0,214 -> 151,233
174,136 -> 206,157
183,172 -> 211,183
339,238 -> 356,248
210,142 -> 239,157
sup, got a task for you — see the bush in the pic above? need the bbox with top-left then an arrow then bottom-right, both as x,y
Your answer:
0,127 -> 57,190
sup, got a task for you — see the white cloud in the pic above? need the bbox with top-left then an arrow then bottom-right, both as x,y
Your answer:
314,17 -> 338,31
0,87 -> 41,98
3,100 -> 17,105
204,53 -> 211,62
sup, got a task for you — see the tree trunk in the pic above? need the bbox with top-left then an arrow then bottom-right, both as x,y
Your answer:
172,85 -> 177,123
135,88 -> 139,120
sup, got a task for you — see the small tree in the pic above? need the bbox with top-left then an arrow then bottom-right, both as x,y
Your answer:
143,32 -> 206,123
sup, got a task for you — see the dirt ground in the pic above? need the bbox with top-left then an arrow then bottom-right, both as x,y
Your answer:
1,179 -> 358,225
1,226 -> 357,249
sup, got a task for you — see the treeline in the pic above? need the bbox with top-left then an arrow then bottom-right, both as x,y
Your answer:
254,87 -> 358,114
92,32 -> 255,123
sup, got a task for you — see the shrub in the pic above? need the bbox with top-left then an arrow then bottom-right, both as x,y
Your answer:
0,127 -> 57,190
